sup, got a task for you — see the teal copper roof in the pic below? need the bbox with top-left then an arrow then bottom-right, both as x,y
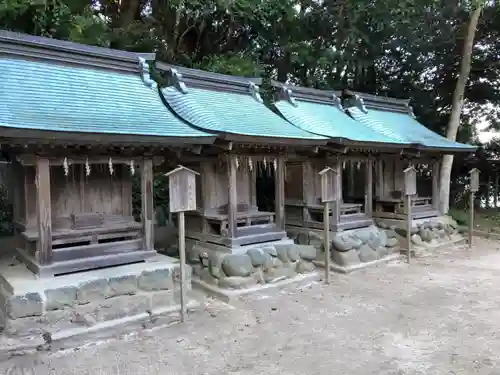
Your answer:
0,30 -> 214,143
343,92 -> 476,153
156,64 -> 328,144
271,83 -> 411,148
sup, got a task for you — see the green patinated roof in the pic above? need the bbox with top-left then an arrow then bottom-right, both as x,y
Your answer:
274,99 -> 412,147
346,106 -> 476,152
160,86 -> 328,141
0,31 -> 214,142
156,66 -> 328,143
0,58 -> 212,139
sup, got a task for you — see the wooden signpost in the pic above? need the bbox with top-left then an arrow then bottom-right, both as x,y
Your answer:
318,166 -> 337,284
468,168 -> 480,249
403,166 -> 417,264
165,165 -> 199,322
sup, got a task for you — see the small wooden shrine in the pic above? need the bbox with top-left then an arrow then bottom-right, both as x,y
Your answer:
156,64 -> 328,252
271,83 -> 415,232
372,156 -> 440,220
0,31 -> 215,276
183,154 -> 288,250
10,153 -> 164,276
285,157 -> 374,232
338,90 -> 474,222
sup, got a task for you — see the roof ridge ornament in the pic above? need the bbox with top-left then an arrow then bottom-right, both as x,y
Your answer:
170,68 -> 189,94
354,94 -> 368,114
332,93 -> 343,110
407,104 -> 416,118
282,87 -> 298,107
138,57 -> 157,89
249,82 -> 263,103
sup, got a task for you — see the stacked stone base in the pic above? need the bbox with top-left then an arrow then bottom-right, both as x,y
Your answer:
0,254 -> 193,341
376,215 -> 465,256
187,241 -> 319,299
288,225 -> 401,272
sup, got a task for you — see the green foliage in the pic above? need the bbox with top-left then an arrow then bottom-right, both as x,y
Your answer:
132,172 -> 170,225
449,208 -> 469,226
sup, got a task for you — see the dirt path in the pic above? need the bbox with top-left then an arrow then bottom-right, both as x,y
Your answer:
3,238 -> 500,375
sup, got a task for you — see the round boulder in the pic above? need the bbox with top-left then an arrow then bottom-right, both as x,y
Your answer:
308,232 -> 324,249
358,244 -> 378,263
331,235 -> 353,252
296,245 -> 317,261
208,252 -> 223,279
332,249 -> 360,266
376,221 -> 389,229
386,237 -> 399,248
379,230 -> 388,247
354,229 -> 372,243
368,234 -> 382,250
411,234 -> 424,246
349,235 -> 363,250
444,224 -> 454,235
287,246 -> 300,262
262,246 -> 277,257
448,219 -> 458,229
275,245 -> 291,263
221,254 -> 254,277
271,257 -> 283,268
385,229 -> 398,239
420,228 -> 432,243
378,246 -> 390,258
246,248 -> 266,267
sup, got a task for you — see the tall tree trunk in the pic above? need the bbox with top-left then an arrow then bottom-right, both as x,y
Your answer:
439,4 -> 483,214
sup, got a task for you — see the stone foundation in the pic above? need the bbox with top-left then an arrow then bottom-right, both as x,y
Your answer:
187,241 -> 319,298
376,215 -> 465,256
287,225 -> 401,272
0,253 -> 193,340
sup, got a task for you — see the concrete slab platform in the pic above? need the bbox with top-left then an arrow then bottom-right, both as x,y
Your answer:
0,252 -> 197,348
192,272 -> 321,303
314,253 -> 404,274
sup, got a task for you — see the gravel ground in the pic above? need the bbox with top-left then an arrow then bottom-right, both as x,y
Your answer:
3,238 -> 500,375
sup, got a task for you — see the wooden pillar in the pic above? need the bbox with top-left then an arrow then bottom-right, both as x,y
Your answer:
141,158 -> 154,251
302,161 -> 314,221
274,156 -> 285,230
365,159 -> 373,216
249,166 -> 257,210
432,161 -> 440,212
331,161 -> 342,229
348,161 -> 355,198
35,156 -> 52,265
375,160 -> 384,198
227,154 -> 237,238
